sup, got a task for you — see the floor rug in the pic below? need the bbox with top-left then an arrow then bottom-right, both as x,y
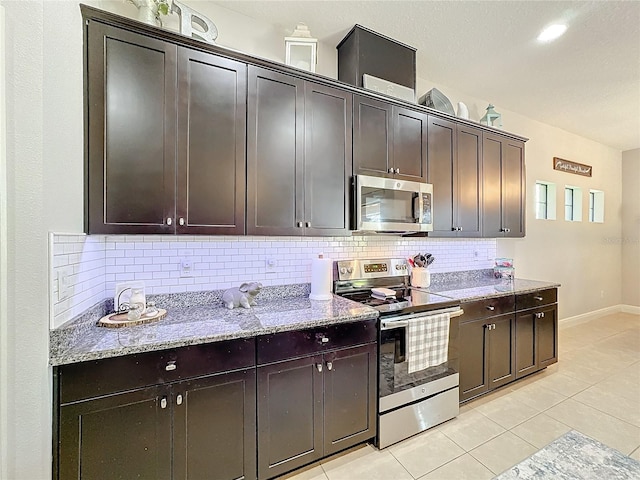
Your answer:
495,430 -> 640,479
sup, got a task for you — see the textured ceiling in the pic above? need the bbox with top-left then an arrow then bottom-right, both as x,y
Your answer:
212,0 -> 640,151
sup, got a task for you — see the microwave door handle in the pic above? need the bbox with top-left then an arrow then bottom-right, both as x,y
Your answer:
416,193 -> 424,223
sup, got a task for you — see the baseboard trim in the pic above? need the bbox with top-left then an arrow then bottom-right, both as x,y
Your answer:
559,305 -> 625,328
621,304 -> 640,315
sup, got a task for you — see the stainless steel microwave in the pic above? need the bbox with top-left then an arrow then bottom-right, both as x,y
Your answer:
354,175 -> 433,233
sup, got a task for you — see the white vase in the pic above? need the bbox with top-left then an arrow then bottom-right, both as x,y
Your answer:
457,102 -> 469,119
131,0 -> 161,26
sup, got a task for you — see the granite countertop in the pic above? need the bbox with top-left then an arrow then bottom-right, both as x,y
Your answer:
427,278 -> 561,302
50,286 -> 378,366
50,274 -> 560,367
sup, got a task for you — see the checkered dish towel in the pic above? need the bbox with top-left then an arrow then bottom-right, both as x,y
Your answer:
406,312 -> 450,374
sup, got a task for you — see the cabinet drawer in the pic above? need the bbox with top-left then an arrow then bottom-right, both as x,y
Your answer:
460,295 -> 515,322
257,319 -> 378,365
516,289 -> 557,311
58,338 -> 256,404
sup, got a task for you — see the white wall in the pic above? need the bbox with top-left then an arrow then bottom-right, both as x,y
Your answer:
1,0 -> 628,477
621,149 -> 640,307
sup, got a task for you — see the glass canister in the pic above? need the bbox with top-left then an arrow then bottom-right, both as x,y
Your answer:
129,287 -> 146,315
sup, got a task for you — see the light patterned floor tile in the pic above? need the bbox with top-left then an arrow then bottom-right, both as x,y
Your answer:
320,443 -> 412,480
277,462 -> 328,480
510,413 -> 572,449
573,383 -> 640,427
469,431 -> 537,475
418,453 -> 493,480
506,383 -> 567,412
525,371 -> 591,397
438,408 -> 506,451
474,393 -> 540,429
389,429 -> 465,478
545,398 -> 640,455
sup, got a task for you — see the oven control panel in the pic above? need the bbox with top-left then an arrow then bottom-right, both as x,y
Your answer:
335,258 -> 409,281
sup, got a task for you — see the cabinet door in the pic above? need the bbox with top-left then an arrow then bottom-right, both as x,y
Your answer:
58,386 -> 171,480
173,369 -> 256,480
456,125 -> 483,237
176,48 -> 246,235
257,355 -> 323,479
481,133 -> 503,237
304,82 -> 353,236
537,304 -> 558,369
488,314 -> 516,389
247,66 -> 304,235
86,22 -> 177,234
323,343 -> 377,456
393,106 -> 427,182
459,318 -> 489,402
503,140 -> 525,237
353,95 -> 393,177
515,310 -> 537,379
427,116 -> 456,236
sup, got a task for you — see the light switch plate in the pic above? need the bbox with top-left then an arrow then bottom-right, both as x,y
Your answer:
57,266 -> 74,301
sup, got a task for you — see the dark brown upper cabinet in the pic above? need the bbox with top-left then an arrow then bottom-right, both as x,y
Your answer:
427,118 -> 483,237
353,95 -> 427,183
176,49 -> 247,235
86,22 -> 177,234
85,21 -> 246,234
247,66 -> 352,236
482,133 -> 525,237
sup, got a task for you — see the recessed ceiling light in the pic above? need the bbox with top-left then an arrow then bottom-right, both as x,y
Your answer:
537,24 -> 567,42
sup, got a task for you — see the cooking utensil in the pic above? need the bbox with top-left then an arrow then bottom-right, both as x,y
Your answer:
413,254 -> 425,267
407,257 -> 415,267
426,255 -> 435,266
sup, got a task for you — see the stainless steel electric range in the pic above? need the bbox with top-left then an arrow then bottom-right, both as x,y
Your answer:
334,258 -> 463,448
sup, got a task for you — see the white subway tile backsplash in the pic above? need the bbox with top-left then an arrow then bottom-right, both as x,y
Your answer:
51,233 -> 497,328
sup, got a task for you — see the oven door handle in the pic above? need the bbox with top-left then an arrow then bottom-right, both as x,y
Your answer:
381,308 -> 464,330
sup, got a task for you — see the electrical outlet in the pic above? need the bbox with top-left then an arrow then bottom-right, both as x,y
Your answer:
180,258 -> 194,277
57,266 -> 74,301
266,258 -> 277,273
473,250 -> 479,261
600,290 -> 605,298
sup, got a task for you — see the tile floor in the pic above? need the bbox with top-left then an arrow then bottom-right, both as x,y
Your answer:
279,311 -> 640,479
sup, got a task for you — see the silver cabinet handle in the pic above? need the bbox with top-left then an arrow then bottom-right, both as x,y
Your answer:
316,363 -> 323,372
320,337 -> 329,343
297,221 -> 303,228
165,361 -> 177,371
388,167 -> 394,173
305,221 -> 311,228
166,218 -> 172,226
486,305 -> 495,311
179,217 -> 185,226
326,361 -> 333,371
161,397 -> 167,409
395,168 -> 400,174
176,394 -> 183,406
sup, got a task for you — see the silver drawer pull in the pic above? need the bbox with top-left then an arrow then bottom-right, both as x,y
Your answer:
165,361 -> 177,371
486,305 -> 496,311
534,296 -> 543,301
161,397 -> 167,409
166,218 -> 172,226
176,394 -> 183,406
316,363 -> 323,372
326,361 -> 333,371
179,217 -> 185,226
319,337 -> 329,343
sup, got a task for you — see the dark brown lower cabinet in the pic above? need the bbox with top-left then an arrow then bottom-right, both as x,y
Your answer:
58,369 -> 256,480
55,339 -> 257,480
58,386 -> 171,480
459,312 -> 515,402
257,343 -> 377,479
515,304 -> 558,378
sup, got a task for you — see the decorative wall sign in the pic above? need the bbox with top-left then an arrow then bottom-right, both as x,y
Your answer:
553,157 -> 592,177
